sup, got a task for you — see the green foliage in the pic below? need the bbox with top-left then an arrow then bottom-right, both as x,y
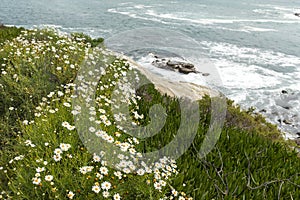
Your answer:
0,27 -> 299,199
71,32 -> 104,47
225,99 -> 284,143
134,86 -> 300,199
0,27 -> 88,177
0,25 -> 24,46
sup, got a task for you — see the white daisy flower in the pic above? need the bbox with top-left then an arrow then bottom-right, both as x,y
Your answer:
99,167 -> 108,175
159,180 -> 166,187
96,173 -> 103,179
89,126 -> 96,132
67,191 -> 75,199
99,115 -> 107,121
113,193 -> 121,200
172,190 -> 178,196
102,191 -> 110,198
45,175 -> 53,182
62,121 -> 69,128
63,102 -> 71,107
53,154 -> 62,162
103,120 -> 112,126
137,169 -> 145,176
98,109 -> 106,114
154,182 -> 162,190
54,148 -> 62,155
32,177 -> 41,185
57,91 -> 64,97
92,185 -> 101,194
93,154 -> 101,162
67,125 -> 75,131
101,181 -> 111,190
114,171 -> 123,179
36,167 -> 45,173
60,143 -> 71,151
122,168 -> 131,174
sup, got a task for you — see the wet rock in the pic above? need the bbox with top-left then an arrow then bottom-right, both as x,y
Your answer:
166,61 -> 194,69
259,109 -> 267,113
296,132 -> 300,137
281,90 -> 288,94
181,63 -> 194,69
179,67 -> 196,74
202,73 -> 210,76
283,119 -> 292,125
166,60 -> 180,67
275,98 -> 292,110
152,60 -> 164,68
152,57 -> 198,74
149,53 -> 213,75
153,60 -> 178,71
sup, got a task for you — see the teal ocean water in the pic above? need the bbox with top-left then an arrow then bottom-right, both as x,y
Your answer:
1,0 -> 300,138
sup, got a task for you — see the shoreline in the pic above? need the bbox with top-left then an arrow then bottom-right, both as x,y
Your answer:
120,54 -> 300,147
120,55 -> 220,101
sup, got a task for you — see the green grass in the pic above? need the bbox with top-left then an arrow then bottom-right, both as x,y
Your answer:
0,27 -> 299,199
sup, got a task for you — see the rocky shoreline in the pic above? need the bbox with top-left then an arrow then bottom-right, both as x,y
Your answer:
150,53 -> 210,76
120,54 -> 219,101
258,89 -> 300,145
127,53 -> 300,147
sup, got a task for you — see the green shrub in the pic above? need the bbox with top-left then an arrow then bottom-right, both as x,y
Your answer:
71,32 -> 104,47
0,25 -> 24,46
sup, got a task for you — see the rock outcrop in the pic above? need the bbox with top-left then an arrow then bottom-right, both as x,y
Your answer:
151,56 -> 210,76
152,59 -> 198,74
120,55 -> 219,101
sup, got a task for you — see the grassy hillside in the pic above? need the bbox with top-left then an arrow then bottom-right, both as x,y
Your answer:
0,26 -> 299,199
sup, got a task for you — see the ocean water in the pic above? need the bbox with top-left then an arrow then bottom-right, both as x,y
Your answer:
1,0 -> 300,138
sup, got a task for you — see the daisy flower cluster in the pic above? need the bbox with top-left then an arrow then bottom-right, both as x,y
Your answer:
71,48 -> 192,199
1,28 -> 192,199
53,143 -> 72,162
0,28 -> 87,81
